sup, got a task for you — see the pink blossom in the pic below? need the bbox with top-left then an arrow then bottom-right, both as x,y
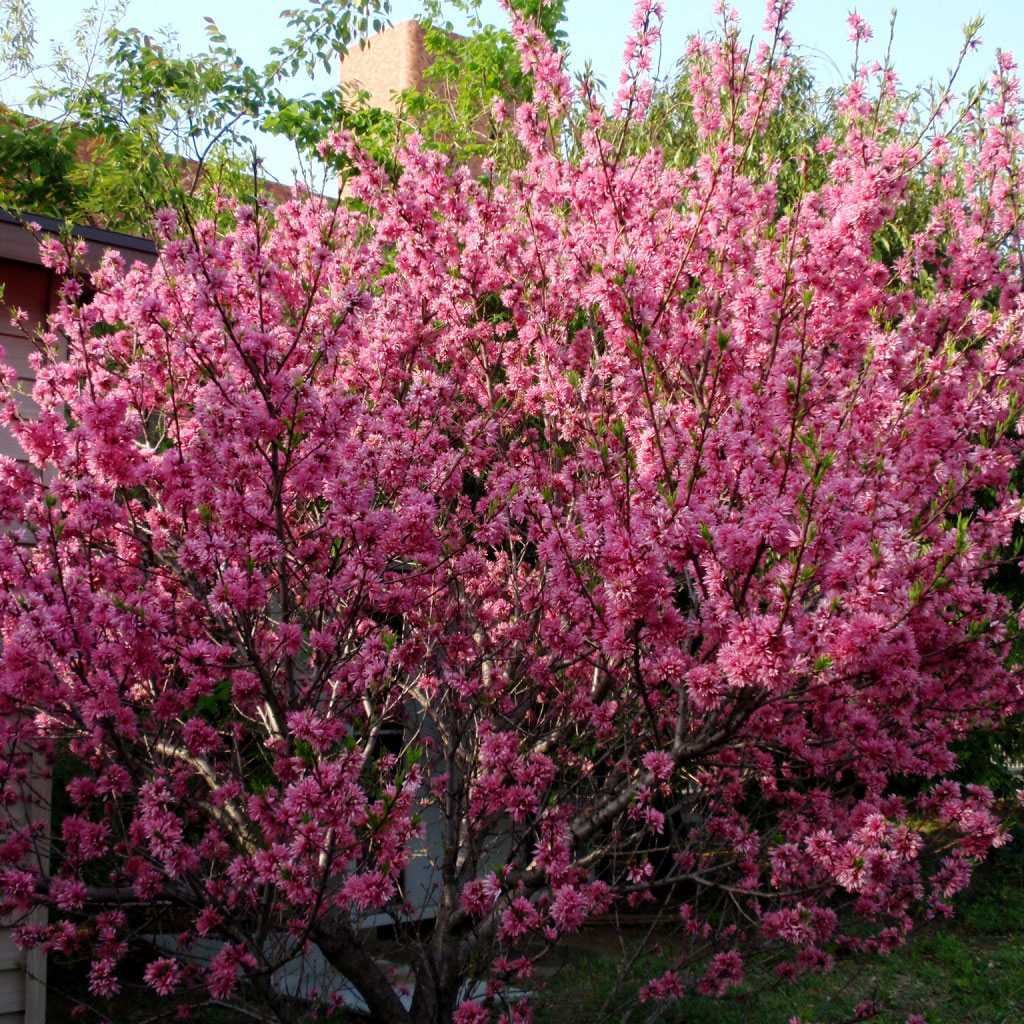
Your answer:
0,2 -> 1022,1018
697,950 -> 744,996
847,11 -> 873,44
639,969 -> 685,1001
144,957 -> 182,996
208,944 -> 257,1000
453,1002 -> 490,1024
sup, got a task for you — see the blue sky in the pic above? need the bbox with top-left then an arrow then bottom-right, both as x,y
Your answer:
9,0 -> 1024,184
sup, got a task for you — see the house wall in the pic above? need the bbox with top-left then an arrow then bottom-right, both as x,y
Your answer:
0,258 -> 50,461
0,780 -> 48,1024
0,917 -> 28,1023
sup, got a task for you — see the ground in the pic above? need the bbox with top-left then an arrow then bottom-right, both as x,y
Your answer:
45,838 -> 1024,1022
534,840 -> 1024,1024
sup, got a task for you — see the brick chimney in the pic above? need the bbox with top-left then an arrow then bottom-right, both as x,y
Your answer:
339,20 -> 434,113
339,19 -> 497,179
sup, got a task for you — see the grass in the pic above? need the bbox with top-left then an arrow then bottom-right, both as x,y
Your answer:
534,842 -> 1024,1024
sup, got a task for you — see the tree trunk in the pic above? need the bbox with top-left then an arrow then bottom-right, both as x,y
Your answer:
409,946 -> 462,1024
313,922 -> 413,1024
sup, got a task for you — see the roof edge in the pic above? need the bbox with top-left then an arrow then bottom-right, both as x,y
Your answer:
0,209 -> 157,255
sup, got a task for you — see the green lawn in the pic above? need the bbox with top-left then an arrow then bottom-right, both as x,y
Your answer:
535,843 -> 1024,1024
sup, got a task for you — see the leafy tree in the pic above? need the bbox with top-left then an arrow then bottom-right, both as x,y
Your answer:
0,0 -> 35,81
0,0 -> 393,232
2,3 -> 1024,1024
395,0 -> 567,169
0,0 -> 574,229
0,107 -> 86,215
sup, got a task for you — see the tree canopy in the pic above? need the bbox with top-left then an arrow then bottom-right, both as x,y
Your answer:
2,4 -> 1024,1023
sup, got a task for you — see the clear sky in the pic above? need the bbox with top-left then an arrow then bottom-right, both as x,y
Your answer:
9,0 -> 1024,185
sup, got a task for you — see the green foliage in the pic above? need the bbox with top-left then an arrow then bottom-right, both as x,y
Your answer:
0,0 -> 393,233
399,0 -> 567,170
0,0 -> 35,77
620,60 -> 831,211
0,107 -> 85,218
270,0 -> 391,78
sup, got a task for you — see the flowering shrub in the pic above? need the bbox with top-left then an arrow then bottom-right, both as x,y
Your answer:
2,2 -> 1024,1022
